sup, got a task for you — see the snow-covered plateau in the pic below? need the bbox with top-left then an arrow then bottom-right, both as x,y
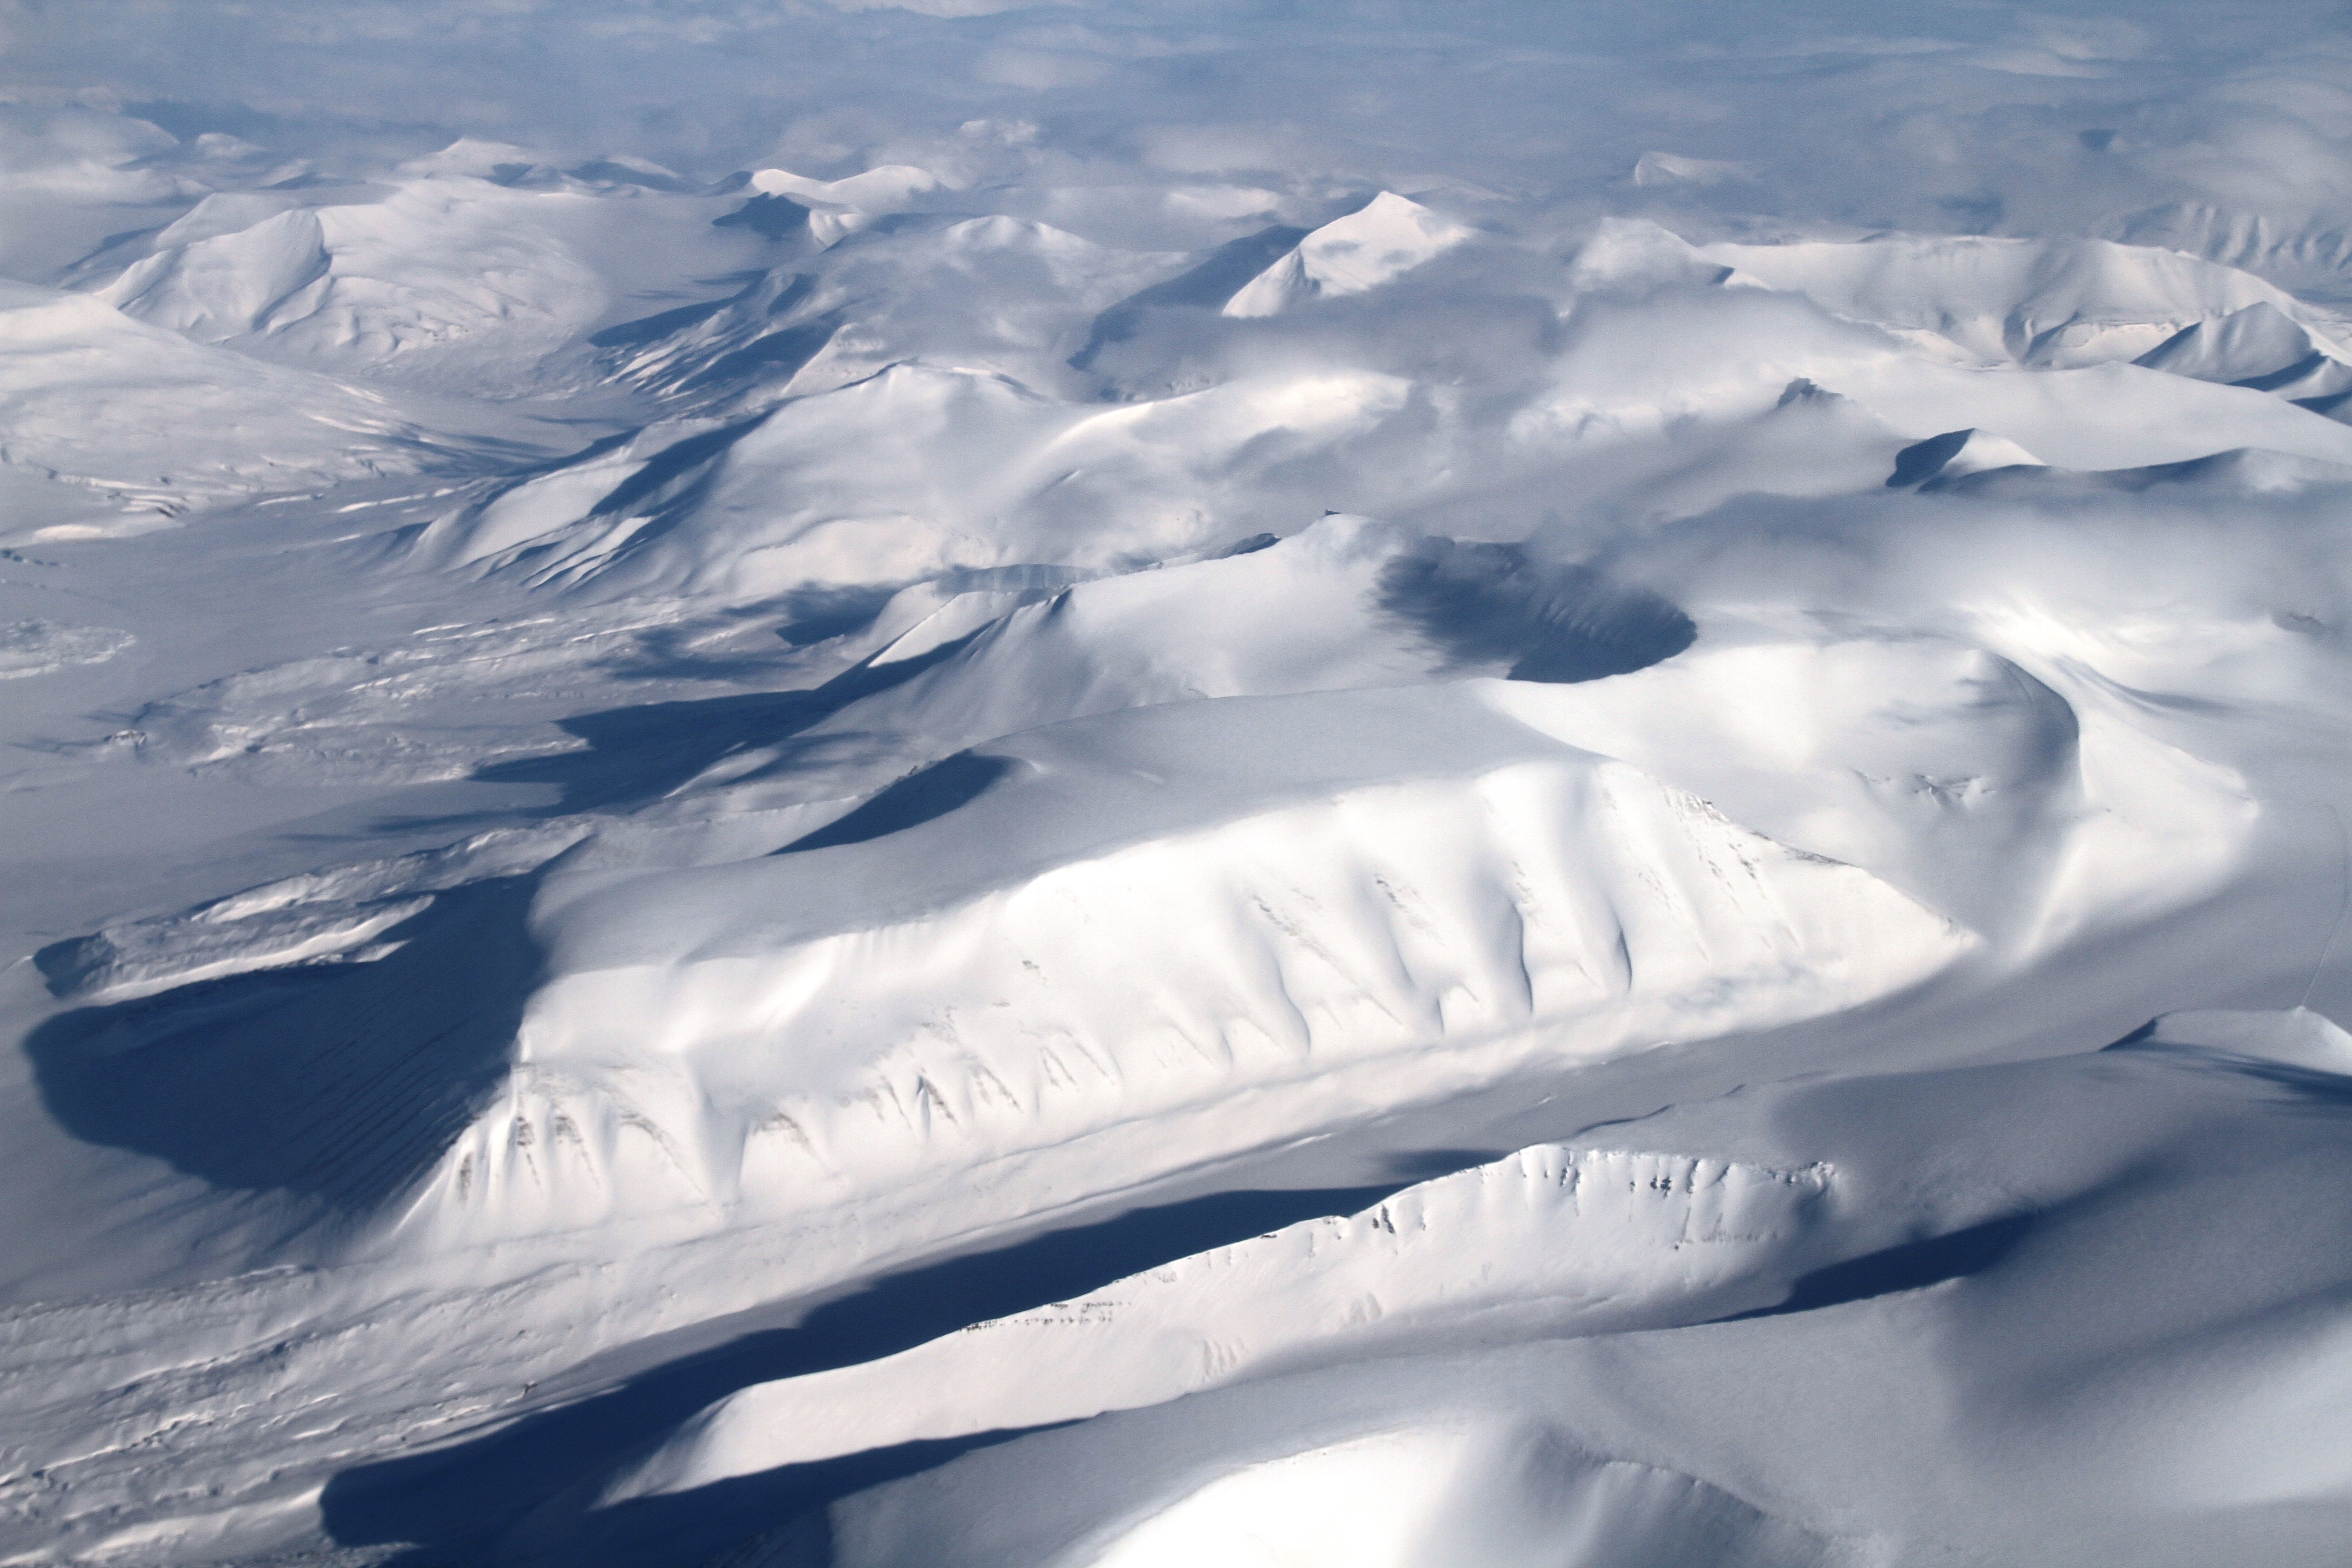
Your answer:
4,4 -> 2352,1565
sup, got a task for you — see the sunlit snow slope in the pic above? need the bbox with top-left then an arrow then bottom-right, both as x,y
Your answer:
3,5 -> 2352,1568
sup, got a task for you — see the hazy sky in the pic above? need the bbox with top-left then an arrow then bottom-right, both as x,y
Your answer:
5,2 -> 2352,276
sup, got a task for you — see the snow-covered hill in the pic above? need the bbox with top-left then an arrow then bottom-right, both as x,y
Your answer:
0,280 -> 441,530
2,5 -> 2351,1567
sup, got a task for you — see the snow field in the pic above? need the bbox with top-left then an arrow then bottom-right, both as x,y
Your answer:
4,10 -> 2352,1563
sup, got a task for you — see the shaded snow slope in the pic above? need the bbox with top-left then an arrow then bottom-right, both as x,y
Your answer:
1695,230 -> 2352,369
5,8 -> 2352,1568
93,171 -> 774,395
402,250 -> 2352,609
0,280 -> 440,530
609,1145 -> 1842,1499
414,362 -> 1422,599
670,1037 -> 2352,1568
411,684 -> 1965,1245
1221,192 -> 1473,317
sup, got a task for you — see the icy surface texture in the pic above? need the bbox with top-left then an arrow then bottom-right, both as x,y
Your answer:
2,5 -> 2352,1566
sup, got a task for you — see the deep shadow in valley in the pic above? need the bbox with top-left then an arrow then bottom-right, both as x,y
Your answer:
472,631 -> 976,812
1375,537 -> 1698,683
18,627 -> 999,1218
1715,1212 -> 2037,1322
774,751 -> 1017,853
320,1181 -> 1406,1567
1069,223 -> 1311,374
24,876 -> 541,1212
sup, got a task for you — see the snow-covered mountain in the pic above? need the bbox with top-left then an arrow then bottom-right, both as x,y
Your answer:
3,5 -> 2351,1567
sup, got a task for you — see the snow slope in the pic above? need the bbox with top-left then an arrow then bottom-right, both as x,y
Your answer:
1220,192 -> 1473,317
0,280 -> 438,530
414,683 -> 1966,1246
779,1025 -> 2352,1568
1695,231 -> 2352,368
3,6 -> 2352,1568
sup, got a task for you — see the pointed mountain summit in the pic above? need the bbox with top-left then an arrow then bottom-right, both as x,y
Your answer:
1222,191 -> 1471,317
2135,300 -> 2352,402
1887,427 -> 2043,487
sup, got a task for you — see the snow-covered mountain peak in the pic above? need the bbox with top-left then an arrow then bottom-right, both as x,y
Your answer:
751,163 -> 948,210
4,10 -> 2352,1567
1222,191 -> 1474,317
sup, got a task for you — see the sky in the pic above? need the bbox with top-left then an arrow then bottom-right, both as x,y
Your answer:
5,1 -> 2352,248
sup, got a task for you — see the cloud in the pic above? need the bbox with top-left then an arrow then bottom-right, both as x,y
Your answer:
818,0 -> 1073,15
1,0 -> 2351,294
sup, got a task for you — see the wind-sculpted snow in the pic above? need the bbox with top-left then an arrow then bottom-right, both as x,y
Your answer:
0,618 -> 134,681
609,1145 -> 1839,1499
651,1034 -> 2352,1568
403,222 -> 2352,612
0,280 -> 439,528
1056,1433 -> 1842,1568
1220,192 -> 1472,318
98,185 -> 608,373
416,686 -> 1963,1244
4,6 -> 2352,1568
84,163 -> 784,396
1695,230 -> 2352,370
